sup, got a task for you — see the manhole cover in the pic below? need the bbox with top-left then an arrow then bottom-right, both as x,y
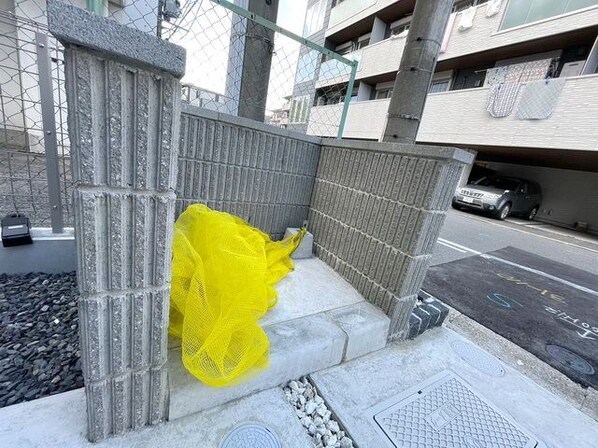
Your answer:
451,340 -> 505,377
546,345 -> 595,375
368,371 -> 538,448
220,423 -> 281,448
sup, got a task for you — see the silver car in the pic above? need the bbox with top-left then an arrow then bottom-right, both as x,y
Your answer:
452,175 -> 542,221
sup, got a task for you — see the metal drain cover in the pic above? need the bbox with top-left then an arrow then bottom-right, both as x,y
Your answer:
546,345 -> 595,375
452,340 -> 505,377
220,423 -> 281,448
369,371 -> 538,448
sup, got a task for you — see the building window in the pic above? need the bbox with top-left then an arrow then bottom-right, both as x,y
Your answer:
290,95 -> 310,123
295,50 -> 319,84
452,0 -> 488,12
303,0 -> 326,37
429,81 -> 450,93
335,33 -> 371,54
375,88 -> 393,99
385,16 -> 411,39
501,0 -> 598,30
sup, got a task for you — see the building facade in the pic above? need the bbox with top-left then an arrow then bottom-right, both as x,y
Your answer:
291,0 -> 598,234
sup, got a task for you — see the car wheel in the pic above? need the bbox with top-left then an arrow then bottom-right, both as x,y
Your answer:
451,203 -> 461,210
497,203 -> 511,221
527,206 -> 539,221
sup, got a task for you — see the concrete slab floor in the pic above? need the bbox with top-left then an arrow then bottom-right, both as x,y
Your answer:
0,387 -> 313,448
441,297 -> 597,421
168,257 -> 365,350
260,257 -> 365,327
310,327 -> 598,448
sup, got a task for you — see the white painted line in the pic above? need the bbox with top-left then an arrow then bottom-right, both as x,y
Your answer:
479,253 -> 598,298
450,211 -> 598,254
438,238 -> 481,255
439,238 -> 598,298
437,240 -> 467,253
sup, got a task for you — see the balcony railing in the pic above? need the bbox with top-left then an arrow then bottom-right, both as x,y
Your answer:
320,1 -> 598,85
309,74 -> 598,150
317,35 -> 407,88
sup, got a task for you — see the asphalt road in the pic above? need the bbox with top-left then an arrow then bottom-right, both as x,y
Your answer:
432,209 -> 598,275
427,209 -> 598,387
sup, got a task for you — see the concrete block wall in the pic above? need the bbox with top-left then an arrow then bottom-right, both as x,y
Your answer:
48,1 -> 185,441
177,105 -> 321,240
309,139 -> 473,340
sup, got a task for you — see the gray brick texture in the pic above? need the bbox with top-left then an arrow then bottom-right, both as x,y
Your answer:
176,107 -> 320,239
64,46 -> 181,441
309,143 -> 465,340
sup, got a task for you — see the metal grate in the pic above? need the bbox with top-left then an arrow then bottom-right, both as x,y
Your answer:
369,371 -> 538,448
451,340 -> 505,377
220,423 -> 282,448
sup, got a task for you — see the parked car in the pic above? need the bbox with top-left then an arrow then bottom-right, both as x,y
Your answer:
452,175 -> 542,221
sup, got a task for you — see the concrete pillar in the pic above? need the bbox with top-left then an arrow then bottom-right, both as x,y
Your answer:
356,82 -> 373,102
224,0 -> 249,115
238,0 -> 279,121
382,0 -> 454,143
47,1 -> 185,441
370,16 -> 387,45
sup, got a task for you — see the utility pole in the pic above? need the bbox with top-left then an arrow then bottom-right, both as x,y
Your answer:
237,0 -> 280,121
381,0 -> 454,143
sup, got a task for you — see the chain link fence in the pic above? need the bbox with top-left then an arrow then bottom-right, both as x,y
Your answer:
0,0 -> 163,228
0,0 -> 354,229
161,0 -> 357,137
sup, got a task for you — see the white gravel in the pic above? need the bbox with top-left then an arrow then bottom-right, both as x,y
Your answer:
283,377 -> 355,448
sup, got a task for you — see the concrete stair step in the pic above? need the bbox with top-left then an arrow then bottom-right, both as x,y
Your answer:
168,302 -> 390,421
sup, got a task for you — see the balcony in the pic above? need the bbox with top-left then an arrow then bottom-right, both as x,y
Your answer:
439,2 -> 598,62
308,74 -> 598,151
418,74 -> 598,151
317,35 -> 406,88
319,1 -> 598,86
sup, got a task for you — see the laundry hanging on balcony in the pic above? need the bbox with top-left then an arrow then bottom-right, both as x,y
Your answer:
504,59 -> 553,84
486,83 -> 521,118
484,66 -> 509,87
458,6 -> 476,31
169,204 -> 305,386
516,78 -> 566,120
486,0 -> 502,18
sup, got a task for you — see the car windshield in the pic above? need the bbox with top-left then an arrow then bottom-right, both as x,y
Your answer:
475,176 -> 520,191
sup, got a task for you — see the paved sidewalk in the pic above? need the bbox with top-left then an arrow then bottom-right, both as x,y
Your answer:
2,327 -> 597,447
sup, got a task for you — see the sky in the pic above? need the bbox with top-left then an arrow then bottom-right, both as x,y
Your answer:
164,0 -> 308,112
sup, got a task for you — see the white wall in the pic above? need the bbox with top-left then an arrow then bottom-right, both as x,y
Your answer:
484,161 -> 598,234
418,74 -> 598,152
440,1 -> 598,62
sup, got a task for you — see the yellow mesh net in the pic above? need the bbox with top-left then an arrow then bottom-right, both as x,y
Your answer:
169,204 -> 306,387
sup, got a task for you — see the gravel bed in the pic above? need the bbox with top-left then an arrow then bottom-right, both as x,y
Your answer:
0,272 -> 82,408
284,377 -> 355,448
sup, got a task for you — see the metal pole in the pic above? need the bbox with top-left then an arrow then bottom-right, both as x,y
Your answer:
381,0 -> 454,143
337,60 -> 358,139
213,0 -> 354,66
237,0 -> 280,122
35,32 -> 64,233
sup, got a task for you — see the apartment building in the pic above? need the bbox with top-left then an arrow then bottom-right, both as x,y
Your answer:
290,0 -> 598,234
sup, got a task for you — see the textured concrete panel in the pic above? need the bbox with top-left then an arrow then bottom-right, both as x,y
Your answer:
169,313 -> 347,420
177,105 -> 320,238
47,0 -> 185,77
327,302 -> 390,361
56,10 -> 183,438
309,140 -> 468,340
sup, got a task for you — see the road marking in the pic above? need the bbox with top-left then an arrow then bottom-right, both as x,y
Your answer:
449,211 -> 598,254
438,238 -> 482,255
438,238 -> 598,298
437,240 -> 467,253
